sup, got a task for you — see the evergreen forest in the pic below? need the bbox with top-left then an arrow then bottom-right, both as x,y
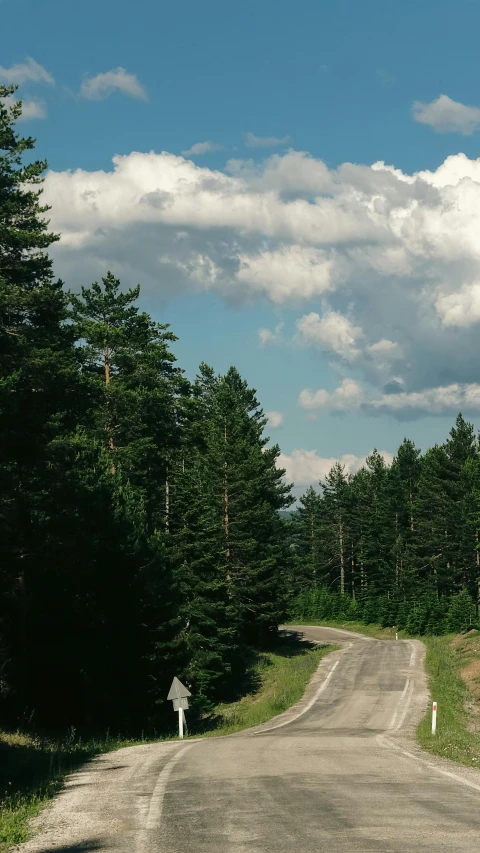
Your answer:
2,86 -> 480,739
0,87 -> 293,734
289,425 -> 480,635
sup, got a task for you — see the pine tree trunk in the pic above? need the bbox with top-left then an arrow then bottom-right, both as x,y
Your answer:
311,516 -> 316,585
476,530 -> 479,617
351,542 -> 355,600
104,344 -> 111,386
165,467 -> 170,534
395,512 -> 399,587
339,514 -> 345,595
104,342 -> 115,466
223,419 -> 232,594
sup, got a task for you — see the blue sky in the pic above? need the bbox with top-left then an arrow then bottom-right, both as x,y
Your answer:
3,0 -> 480,492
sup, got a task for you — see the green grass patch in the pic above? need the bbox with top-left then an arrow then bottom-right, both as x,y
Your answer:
200,638 -> 337,737
417,632 -> 480,768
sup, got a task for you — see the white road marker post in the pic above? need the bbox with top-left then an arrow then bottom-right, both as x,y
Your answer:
178,707 -> 184,739
167,677 -> 191,740
395,632 -> 398,641
432,701 -> 437,735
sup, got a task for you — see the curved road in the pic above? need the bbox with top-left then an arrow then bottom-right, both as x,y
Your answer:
20,626 -> 480,853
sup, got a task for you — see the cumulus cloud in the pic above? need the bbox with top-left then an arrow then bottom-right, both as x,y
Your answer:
368,383 -> 480,416
435,282 -> 480,327
278,448 -> 394,488
181,141 -> 223,156
299,379 -> 365,412
0,57 -> 54,86
41,146 -> 480,419
299,378 -> 480,418
226,151 -> 333,197
266,411 -> 284,429
80,68 -> 147,101
244,132 -> 291,148
412,94 -> 480,135
295,311 -> 362,359
258,322 -> 284,346
237,246 -> 334,301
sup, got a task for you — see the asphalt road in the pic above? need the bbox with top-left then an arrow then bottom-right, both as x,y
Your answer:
19,626 -> 480,853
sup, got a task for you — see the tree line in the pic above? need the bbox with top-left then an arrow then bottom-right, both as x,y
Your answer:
0,86 -> 293,733
289,418 -> 480,635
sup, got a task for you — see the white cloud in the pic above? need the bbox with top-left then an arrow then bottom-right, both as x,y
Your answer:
244,132 -> 291,148
181,141 -> 223,156
17,99 -> 47,121
0,57 -> 54,86
237,245 -> 334,302
368,339 -> 402,359
299,377 -> 480,417
296,311 -> 362,359
80,68 -> 147,101
435,282 -> 480,327
266,411 -> 284,429
299,379 -> 365,411
227,151 -> 333,196
412,94 -> 480,135
258,322 -> 284,346
1,95 -> 47,121
369,382 -> 480,415
278,448 -> 394,487
41,147 -> 480,419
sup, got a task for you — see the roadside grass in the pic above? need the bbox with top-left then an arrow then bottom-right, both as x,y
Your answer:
0,730 -> 144,851
417,632 -> 480,767
201,638 -> 337,737
0,634 -> 336,849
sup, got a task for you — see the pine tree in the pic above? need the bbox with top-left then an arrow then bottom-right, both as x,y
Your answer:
388,439 -> 422,597
65,272 -> 187,728
445,414 -> 478,594
290,486 -> 323,592
322,463 -> 350,594
0,87 -> 81,718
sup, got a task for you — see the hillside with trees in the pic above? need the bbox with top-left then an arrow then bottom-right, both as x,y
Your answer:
289,420 -> 480,635
0,86 -> 293,734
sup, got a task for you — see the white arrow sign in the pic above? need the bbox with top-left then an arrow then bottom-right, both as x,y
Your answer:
167,677 -> 191,738
167,677 -> 191,701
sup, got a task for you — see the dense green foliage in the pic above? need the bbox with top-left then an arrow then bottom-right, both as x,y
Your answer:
289,423 -> 480,635
0,88 -> 293,734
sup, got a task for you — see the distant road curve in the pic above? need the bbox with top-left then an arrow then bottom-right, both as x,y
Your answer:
18,625 -> 480,853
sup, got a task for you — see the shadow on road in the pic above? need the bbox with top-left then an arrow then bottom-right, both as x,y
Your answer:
32,842 -> 104,852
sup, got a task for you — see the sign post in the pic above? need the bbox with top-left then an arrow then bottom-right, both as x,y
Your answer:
167,677 -> 191,739
432,701 -> 437,735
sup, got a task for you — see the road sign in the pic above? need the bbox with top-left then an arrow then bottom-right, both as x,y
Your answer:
168,677 -> 191,738
167,677 -> 191,701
